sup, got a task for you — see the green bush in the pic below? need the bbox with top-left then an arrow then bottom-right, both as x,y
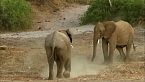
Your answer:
0,0 -> 32,31
80,0 -> 145,25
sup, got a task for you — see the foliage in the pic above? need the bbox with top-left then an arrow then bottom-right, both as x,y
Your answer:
0,0 -> 32,31
66,0 -> 93,4
80,0 -> 145,25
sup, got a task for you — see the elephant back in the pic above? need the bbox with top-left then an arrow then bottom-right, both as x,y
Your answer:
115,20 -> 134,45
53,31 -> 71,50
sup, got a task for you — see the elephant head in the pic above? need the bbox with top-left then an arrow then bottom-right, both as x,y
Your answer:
92,21 -> 116,61
59,29 -> 72,43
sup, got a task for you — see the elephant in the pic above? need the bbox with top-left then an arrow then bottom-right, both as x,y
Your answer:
91,20 -> 135,64
45,29 -> 72,80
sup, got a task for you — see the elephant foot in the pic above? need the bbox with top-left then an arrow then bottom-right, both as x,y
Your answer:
123,56 -> 131,62
63,71 -> 70,78
102,61 -> 108,65
103,62 -> 110,65
48,77 -> 53,80
121,57 -> 126,62
103,61 -> 113,65
56,74 -> 63,78
118,55 -> 125,62
43,77 -> 50,80
103,59 -> 112,64
124,57 -> 132,63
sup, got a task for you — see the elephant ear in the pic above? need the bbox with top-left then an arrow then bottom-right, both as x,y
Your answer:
103,21 -> 116,39
66,29 -> 72,43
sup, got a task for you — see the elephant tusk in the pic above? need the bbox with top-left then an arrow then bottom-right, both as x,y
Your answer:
97,40 -> 100,44
71,45 -> 74,48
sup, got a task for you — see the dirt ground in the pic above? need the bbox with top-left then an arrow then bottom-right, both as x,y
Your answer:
0,4 -> 145,82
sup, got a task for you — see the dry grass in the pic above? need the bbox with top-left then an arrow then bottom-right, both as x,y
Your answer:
74,62 -> 145,80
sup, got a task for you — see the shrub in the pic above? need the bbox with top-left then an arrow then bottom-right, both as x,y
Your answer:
80,0 -> 145,25
66,0 -> 93,4
0,0 -> 32,31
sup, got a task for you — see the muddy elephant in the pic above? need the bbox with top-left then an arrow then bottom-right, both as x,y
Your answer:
92,20 -> 135,64
45,29 -> 72,80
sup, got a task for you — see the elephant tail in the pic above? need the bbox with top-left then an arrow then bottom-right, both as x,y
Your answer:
48,32 -> 56,60
133,42 -> 136,51
52,31 -> 57,60
51,41 -> 55,60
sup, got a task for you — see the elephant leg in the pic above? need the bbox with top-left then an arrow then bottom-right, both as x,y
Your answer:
116,46 -> 126,61
56,60 -> 61,78
102,38 -> 109,64
56,60 -> 64,78
126,44 -> 132,62
63,59 -> 71,78
108,43 -> 116,63
46,48 -> 54,80
48,59 -> 54,80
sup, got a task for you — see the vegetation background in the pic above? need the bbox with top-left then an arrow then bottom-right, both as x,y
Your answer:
0,0 -> 144,31
0,0 -> 32,31
80,0 -> 145,26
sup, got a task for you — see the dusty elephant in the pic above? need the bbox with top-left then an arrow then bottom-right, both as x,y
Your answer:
92,20 -> 135,64
45,29 -> 72,80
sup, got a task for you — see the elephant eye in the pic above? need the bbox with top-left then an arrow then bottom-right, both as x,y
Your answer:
100,31 -> 102,34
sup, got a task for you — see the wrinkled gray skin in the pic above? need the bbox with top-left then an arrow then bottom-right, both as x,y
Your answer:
92,20 -> 135,64
45,29 -> 72,80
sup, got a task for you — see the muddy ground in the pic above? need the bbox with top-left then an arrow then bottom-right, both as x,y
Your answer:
0,4 -> 145,82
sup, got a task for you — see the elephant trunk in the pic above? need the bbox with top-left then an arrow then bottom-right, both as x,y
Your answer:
92,34 -> 98,61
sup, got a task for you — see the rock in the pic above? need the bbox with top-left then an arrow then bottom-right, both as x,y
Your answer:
0,45 -> 8,50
